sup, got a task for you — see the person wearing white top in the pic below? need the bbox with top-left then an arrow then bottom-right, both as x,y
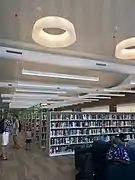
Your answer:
0,113 -> 12,160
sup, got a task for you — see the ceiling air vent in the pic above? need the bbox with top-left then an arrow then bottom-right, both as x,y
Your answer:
6,50 -> 22,55
8,83 -> 12,87
96,63 -> 107,66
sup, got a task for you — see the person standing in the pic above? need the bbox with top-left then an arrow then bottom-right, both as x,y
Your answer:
25,126 -> 32,150
0,113 -> 12,160
12,115 -> 20,149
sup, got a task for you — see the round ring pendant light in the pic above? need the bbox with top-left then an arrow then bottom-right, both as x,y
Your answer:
115,37 -> 135,60
32,16 -> 76,48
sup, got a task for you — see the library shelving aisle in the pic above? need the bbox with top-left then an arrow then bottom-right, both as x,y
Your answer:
45,112 -> 135,156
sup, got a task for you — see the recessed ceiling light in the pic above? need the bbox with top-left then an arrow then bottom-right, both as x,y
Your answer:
22,69 -> 99,82
32,16 -> 76,48
115,37 -> 135,59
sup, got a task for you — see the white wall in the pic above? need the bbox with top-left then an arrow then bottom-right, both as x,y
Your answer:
82,106 -> 109,112
117,103 -> 135,112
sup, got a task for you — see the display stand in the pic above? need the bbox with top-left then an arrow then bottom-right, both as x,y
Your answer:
45,112 -> 135,156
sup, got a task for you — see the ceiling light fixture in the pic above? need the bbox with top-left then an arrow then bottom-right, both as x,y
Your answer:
2,99 -> 11,103
41,103 -> 47,106
81,99 -> 99,101
11,101 -> 37,104
46,101 -> 64,104
0,82 -> 17,88
1,93 -> 59,98
2,99 -> 43,104
104,89 -> 135,93
16,88 -> 66,94
79,96 -> 111,99
12,96 -> 69,101
1,93 -> 71,100
32,16 -> 76,48
18,82 -> 78,89
22,69 -> 99,82
9,103 -> 36,109
115,37 -> 135,60
18,82 -> 93,92
1,94 -> 13,98
68,98 -> 99,102
87,93 -> 125,97
130,81 -> 135,85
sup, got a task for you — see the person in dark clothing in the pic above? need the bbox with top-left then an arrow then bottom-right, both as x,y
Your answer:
91,140 -> 111,180
107,137 -> 130,164
119,133 -> 125,142
0,113 -> 12,160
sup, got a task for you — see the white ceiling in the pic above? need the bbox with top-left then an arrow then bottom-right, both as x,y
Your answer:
0,0 -> 135,108
1,0 -> 135,62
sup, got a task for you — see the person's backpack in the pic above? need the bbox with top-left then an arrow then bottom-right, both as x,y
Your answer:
19,121 -> 22,132
0,119 -> 5,134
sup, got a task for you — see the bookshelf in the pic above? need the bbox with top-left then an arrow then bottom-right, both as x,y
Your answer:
24,112 -> 35,138
23,109 -> 47,148
23,111 -> 40,141
40,112 -> 47,149
31,113 -> 36,138
45,112 -> 135,156
34,112 -> 40,142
